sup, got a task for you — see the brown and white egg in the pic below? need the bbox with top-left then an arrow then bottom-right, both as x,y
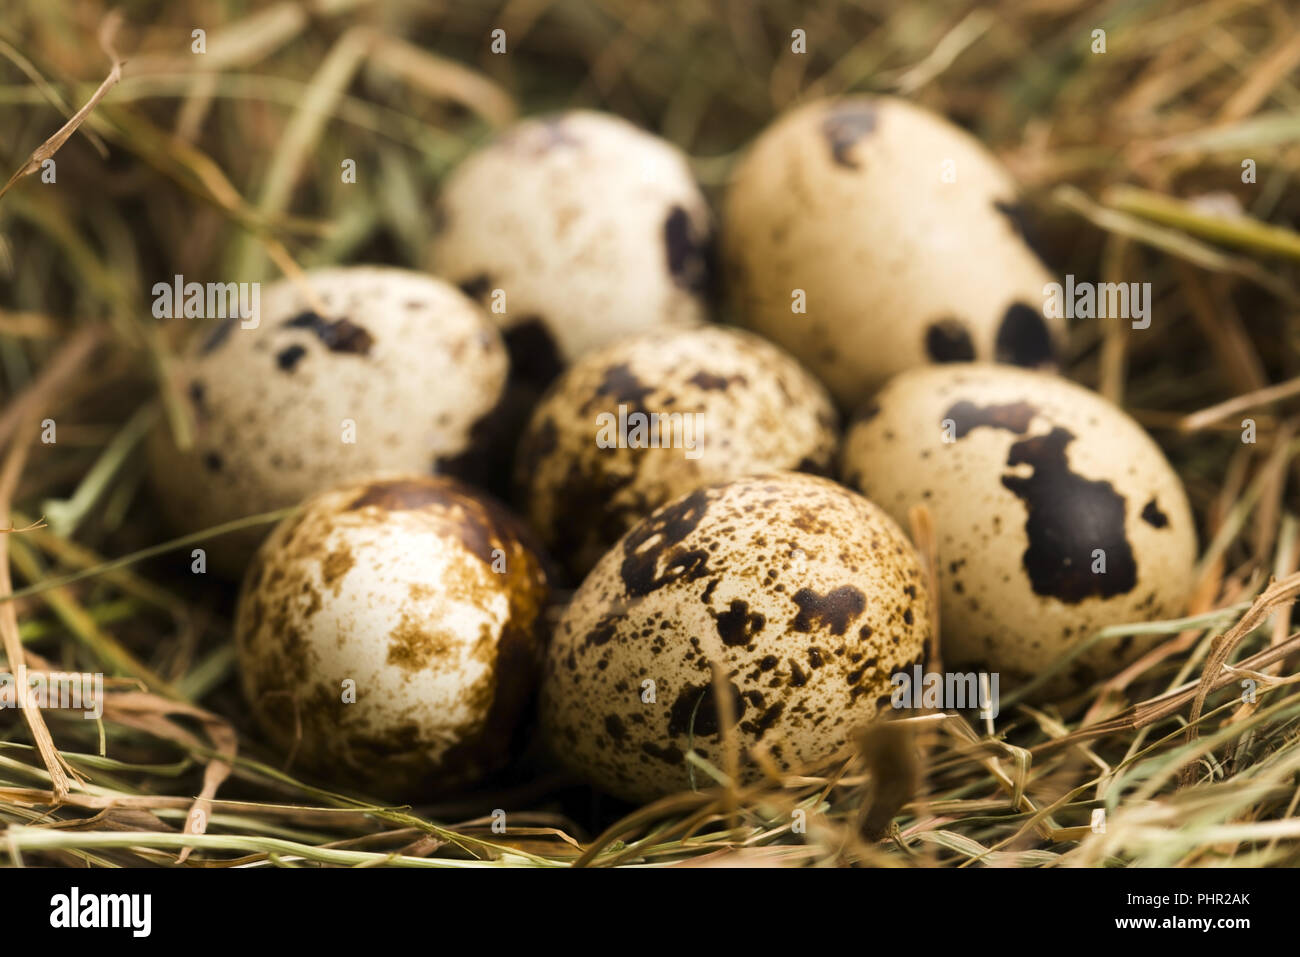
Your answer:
540,472 -> 931,804
722,95 -> 1059,411
428,110 -> 714,387
514,326 -> 839,579
147,266 -> 508,576
235,474 -> 550,797
840,364 -> 1196,695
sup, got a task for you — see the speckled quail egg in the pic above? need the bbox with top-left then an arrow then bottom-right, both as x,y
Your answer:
428,110 -> 713,385
514,326 -> 839,579
540,472 -> 930,803
235,474 -> 550,797
722,95 -> 1060,410
840,364 -> 1196,695
147,266 -> 509,577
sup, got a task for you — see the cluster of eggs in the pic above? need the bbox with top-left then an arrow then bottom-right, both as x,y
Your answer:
149,100 -> 1196,802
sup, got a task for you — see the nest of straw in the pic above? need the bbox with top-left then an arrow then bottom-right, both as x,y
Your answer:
2,0 -> 1300,867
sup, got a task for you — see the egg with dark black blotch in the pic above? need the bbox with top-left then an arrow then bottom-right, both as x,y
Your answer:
235,474 -> 550,798
515,326 -> 839,578
428,110 -> 713,385
723,95 -> 1059,410
147,266 -> 509,577
539,472 -> 931,803
840,364 -> 1196,696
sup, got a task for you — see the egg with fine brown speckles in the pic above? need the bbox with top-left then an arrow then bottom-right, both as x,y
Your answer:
515,326 -> 839,579
840,364 -> 1196,697
723,95 -> 1060,410
539,472 -> 930,803
234,474 -> 550,797
147,266 -> 509,577
429,110 -> 713,386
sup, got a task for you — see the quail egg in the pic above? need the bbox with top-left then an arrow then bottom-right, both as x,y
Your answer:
235,474 -> 550,797
147,266 -> 509,576
515,326 -> 839,579
722,95 -> 1059,410
428,110 -> 713,385
540,472 -> 930,803
840,364 -> 1196,694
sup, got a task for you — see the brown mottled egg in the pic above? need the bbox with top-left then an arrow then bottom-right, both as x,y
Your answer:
428,110 -> 712,385
540,472 -> 930,803
722,95 -> 1059,410
147,266 -> 508,577
515,326 -> 839,579
840,364 -> 1197,695
235,475 -> 550,797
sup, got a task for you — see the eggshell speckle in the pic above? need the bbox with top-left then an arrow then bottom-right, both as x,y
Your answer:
840,364 -> 1196,695
723,95 -> 1059,409
540,472 -> 930,803
235,475 -> 550,797
515,326 -> 839,578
